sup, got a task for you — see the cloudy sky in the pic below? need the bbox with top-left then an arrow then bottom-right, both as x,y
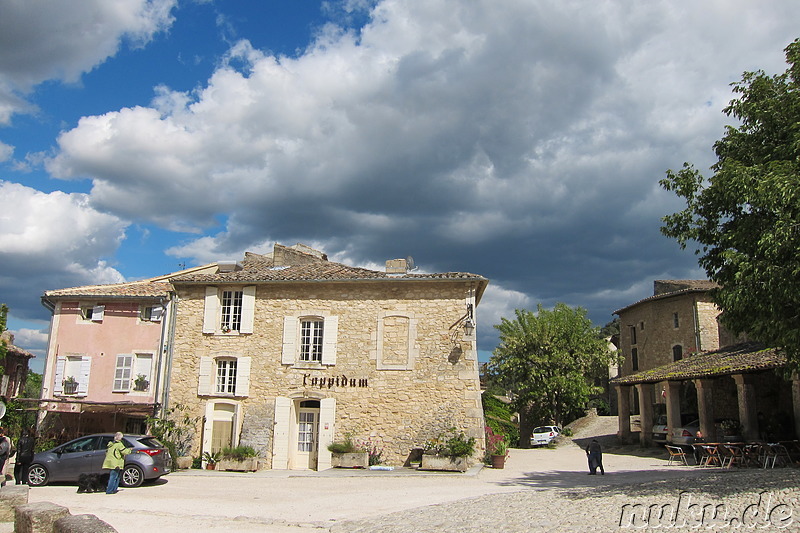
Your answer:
2,0 -> 799,372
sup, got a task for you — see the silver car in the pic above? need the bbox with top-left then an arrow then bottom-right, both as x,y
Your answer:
27,433 -> 171,487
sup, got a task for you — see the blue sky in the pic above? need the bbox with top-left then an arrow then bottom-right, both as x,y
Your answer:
2,0 -> 800,374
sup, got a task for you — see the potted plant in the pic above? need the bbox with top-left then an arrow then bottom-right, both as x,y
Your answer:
720,419 -> 742,441
420,429 -> 475,472
63,376 -> 78,395
217,445 -> 261,471
485,426 -> 508,469
202,450 -> 221,470
328,433 -> 368,468
133,374 -> 150,392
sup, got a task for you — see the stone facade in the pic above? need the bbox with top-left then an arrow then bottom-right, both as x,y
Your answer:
167,246 -> 488,470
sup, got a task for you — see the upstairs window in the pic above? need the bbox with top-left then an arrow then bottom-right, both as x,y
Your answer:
631,348 -> 639,371
54,355 -> 91,396
629,326 -> 637,345
202,286 -> 255,334
673,345 -> 683,362
80,305 -> 105,322
140,305 -> 163,322
216,358 -> 238,394
300,319 -> 324,362
113,355 -> 133,392
673,312 -> 680,328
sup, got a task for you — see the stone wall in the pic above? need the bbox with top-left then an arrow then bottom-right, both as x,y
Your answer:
168,280 -> 484,467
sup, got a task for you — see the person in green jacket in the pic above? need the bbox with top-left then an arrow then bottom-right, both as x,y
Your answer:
103,432 -> 132,494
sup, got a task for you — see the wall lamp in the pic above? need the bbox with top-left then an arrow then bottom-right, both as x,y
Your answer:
463,303 -> 476,336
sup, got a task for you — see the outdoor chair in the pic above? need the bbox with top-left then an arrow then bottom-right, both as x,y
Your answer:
720,444 -> 743,468
666,445 -> 688,466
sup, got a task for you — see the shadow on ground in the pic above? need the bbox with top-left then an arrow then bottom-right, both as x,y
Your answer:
491,467 -> 799,499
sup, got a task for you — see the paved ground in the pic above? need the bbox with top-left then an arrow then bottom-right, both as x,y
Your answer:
12,417 -> 800,532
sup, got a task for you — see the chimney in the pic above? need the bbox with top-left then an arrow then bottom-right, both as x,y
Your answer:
385,259 -> 408,274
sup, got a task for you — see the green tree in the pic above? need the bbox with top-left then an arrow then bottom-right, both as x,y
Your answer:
0,304 -> 8,371
660,38 -> 800,370
488,304 -> 617,447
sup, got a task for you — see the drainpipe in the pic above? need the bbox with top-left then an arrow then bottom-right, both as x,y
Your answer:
692,296 -> 701,351
152,296 -> 169,418
159,293 -> 178,414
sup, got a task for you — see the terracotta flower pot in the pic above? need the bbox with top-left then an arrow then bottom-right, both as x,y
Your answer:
491,455 -> 506,469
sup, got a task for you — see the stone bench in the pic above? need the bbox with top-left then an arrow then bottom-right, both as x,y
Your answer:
0,486 -> 117,533
0,484 -> 28,521
15,502 -> 70,533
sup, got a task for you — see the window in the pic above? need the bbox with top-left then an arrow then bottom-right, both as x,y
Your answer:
140,305 -> 163,322
216,358 -> 238,394
300,319 -> 324,362
640,322 -> 645,331
220,290 -> 243,332
113,355 -> 133,391
282,315 -> 338,365
630,326 -> 637,345
673,345 -> 683,362
631,348 -> 639,371
198,356 -> 251,397
203,286 -> 255,334
54,355 -> 91,396
80,304 -> 104,322
673,312 -> 680,328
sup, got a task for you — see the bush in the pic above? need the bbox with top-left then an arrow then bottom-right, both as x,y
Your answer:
561,427 -> 574,437
221,445 -> 258,460
327,433 -> 358,453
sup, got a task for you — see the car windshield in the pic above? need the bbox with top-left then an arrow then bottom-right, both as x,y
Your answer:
533,427 -> 551,433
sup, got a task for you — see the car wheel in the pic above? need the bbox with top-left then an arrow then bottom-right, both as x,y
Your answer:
27,464 -> 49,486
121,465 -> 144,488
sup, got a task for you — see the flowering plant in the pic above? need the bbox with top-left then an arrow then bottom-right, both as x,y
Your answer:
485,426 -> 508,457
357,436 -> 385,466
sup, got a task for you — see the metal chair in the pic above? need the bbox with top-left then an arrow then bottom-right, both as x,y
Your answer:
666,445 -> 688,466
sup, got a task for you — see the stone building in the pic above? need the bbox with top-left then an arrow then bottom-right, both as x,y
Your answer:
166,244 -> 488,470
612,280 -> 798,445
0,331 -> 34,398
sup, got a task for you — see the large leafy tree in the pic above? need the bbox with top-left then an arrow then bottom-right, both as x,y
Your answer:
660,38 -> 800,370
488,304 -> 615,446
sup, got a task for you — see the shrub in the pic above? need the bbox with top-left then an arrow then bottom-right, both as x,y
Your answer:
327,433 -> 358,453
221,445 -> 258,460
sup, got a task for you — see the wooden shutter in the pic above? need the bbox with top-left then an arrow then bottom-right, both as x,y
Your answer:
273,397 -> 291,469
281,316 -> 297,365
235,357 -> 251,397
53,356 -> 66,394
150,306 -> 164,322
239,286 -> 256,334
202,287 -> 218,334
198,356 -> 213,395
77,356 -> 92,395
317,398 -> 336,470
321,316 -> 338,365
91,305 -> 105,322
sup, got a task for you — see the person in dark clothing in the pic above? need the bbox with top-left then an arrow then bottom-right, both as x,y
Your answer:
0,428 -> 9,487
585,439 -> 604,475
15,427 -> 35,485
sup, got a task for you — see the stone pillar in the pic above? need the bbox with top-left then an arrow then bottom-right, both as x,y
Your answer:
616,384 -> 632,444
734,374 -> 759,441
664,381 -> 682,444
694,378 -> 717,442
793,373 -> 800,440
636,383 -> 654,446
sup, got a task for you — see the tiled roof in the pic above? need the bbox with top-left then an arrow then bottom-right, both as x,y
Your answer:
611,342 -> 785,385
43,280 -> 172,299
171,260 -> 486,283
614,280 -> 720,315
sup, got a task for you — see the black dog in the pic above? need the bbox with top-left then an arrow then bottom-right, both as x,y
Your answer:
76,473 -> 105,493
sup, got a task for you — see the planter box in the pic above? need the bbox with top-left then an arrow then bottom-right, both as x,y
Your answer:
217,458 -> 261,472
175,456 -> 193,470
420,454 -> 469,472
331,452 -> 369,468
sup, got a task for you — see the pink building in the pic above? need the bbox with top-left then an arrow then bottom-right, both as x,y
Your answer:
40,278 -> 172,439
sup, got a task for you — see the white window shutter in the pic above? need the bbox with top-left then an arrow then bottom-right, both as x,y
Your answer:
273,397 -> 291,469
321,315 -> 338,365
54,356 -> 66,394
240,286 -> 256,334
281,316 -> 297,364
91,305 -> 105,322
235,357 -> 251,397
150,306 -> 164,322
198,356 -> 213,395
203,287 -> 218,334
317,398 -> 336,470
77,356 -> 91,395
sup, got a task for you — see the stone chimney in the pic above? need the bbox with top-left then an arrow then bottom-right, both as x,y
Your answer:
385,259 -> 408,274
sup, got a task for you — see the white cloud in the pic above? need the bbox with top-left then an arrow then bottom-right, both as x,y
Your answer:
38,0 -> 800,327
0,0 -> 177,123
0,181 -> 127,319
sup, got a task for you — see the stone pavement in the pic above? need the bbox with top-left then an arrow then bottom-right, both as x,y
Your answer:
20,438 -> 799,532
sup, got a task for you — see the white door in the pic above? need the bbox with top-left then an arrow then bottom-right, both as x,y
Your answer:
295,405 -> 319,470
